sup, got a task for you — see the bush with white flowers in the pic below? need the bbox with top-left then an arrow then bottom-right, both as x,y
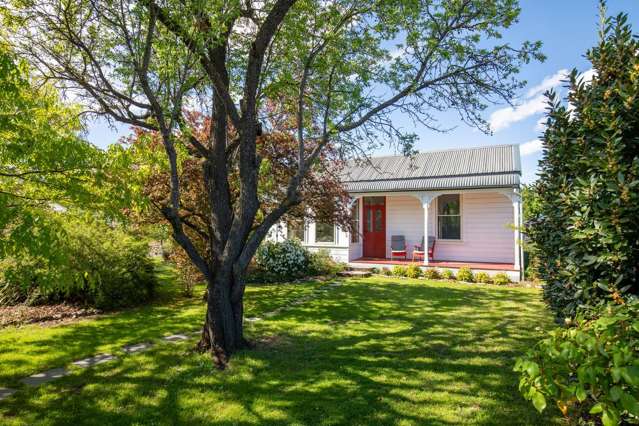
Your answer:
255,239 -> 310,281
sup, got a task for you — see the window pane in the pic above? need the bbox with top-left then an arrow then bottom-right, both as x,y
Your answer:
287,220 -> 305,241
315,222 -> 335,243
366,209 -> 372,232
438,194 -> 460,215
438,216 -> 461,240
374,209 -> 383,231
351,201 -> 359,243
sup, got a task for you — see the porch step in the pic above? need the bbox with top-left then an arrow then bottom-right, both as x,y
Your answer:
338,270 -> 372,278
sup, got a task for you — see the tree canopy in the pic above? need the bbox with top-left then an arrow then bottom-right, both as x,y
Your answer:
2,0 -> 543,363
526,10 -> 639,318
0,44 -> 102,264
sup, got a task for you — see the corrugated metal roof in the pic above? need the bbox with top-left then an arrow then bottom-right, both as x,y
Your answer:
342,144 -> 521,193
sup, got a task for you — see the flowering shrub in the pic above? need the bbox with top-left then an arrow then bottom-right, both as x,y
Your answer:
406,265 -> 422,278
255,239 -> 310,281
515,300 -> 639,426
457,267 -> 474,282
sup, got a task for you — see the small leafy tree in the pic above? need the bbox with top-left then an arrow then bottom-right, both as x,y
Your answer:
527,7 -> 639,319
0,44 -> 102,278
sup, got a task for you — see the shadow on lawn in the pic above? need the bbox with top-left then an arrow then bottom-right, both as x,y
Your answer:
0,279 -> 558,425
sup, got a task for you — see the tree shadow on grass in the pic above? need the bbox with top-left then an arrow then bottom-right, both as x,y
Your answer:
0,279 -> 560,425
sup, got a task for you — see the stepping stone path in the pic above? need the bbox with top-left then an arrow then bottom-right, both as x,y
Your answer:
0,388 -> 16,401
20,368 -> 69,387
73,353 -> 117,368
162,334 -> 189,343
0,279 -> 345,402
122,342 -> 153,354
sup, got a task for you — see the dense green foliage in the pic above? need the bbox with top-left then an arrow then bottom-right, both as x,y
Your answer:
493,272 -> 511,285
0,45 -> 103,265
405,264 -> 422,279
475,272 -> 491,284
253,240 -> 342,283
423,268 -> 440,279
392,265 -> 408,277
457,267 -> 474,282
441,269 -> 455,280
527,12 -> 639,319
1,214 -> 157,309
515,300 -> 639,425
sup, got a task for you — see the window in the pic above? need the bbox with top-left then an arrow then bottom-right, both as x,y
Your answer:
437,194 -> 461,240
287,219 -> 305,241
351,200 -> 360,243
315,222 -> 336,243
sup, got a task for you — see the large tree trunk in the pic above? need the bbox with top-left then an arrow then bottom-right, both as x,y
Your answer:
196,266 -> 248,368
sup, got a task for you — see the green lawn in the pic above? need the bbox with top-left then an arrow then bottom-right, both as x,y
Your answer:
0,275 -> 559,425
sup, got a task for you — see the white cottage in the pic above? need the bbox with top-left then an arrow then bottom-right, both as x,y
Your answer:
272,144 -> 523,281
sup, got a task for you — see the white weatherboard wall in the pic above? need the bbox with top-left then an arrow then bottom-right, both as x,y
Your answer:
433,192 -> 514,263
384,195 -> 428,258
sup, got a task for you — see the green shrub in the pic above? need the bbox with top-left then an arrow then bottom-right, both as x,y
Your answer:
254,239 -> 310,282
392,265 -> 408,277
383,268 -> 393,276
308,249 -> 343,276
475,272 -> 491,284
456,267 -> 474,282
406,265 -> 422,279
493,273 -> 511,285
526,14 -> 639,319
0,215 -> 157,310
441,269 -> 454,280
371,267 -> 380,275
423,268 -> 440,279
515,300 -> 639,425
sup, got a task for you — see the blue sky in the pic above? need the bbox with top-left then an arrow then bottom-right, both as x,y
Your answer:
85,0 -> 639,184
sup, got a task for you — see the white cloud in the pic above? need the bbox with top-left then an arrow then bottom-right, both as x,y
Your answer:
526,69 -> 569,98
520,139 -> 543,156
579,68 -> 596,84
534,116 -> 546,132
489,95 -> 546,132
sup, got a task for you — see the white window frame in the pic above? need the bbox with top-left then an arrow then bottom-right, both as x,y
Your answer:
436,193 -> 463,241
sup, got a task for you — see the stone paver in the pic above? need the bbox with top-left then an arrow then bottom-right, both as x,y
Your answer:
20,368 -> 69,387
162,334 -> 189,342
122,342 -> 153,354
0,387 -> 17,401
72,353 -> 117,368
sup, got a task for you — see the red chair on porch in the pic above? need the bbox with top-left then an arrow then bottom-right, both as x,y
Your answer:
390,235 -> 407,260
413,237 -> 436,262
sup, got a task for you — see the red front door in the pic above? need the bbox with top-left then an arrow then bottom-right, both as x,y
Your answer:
363,196 -> 386,258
